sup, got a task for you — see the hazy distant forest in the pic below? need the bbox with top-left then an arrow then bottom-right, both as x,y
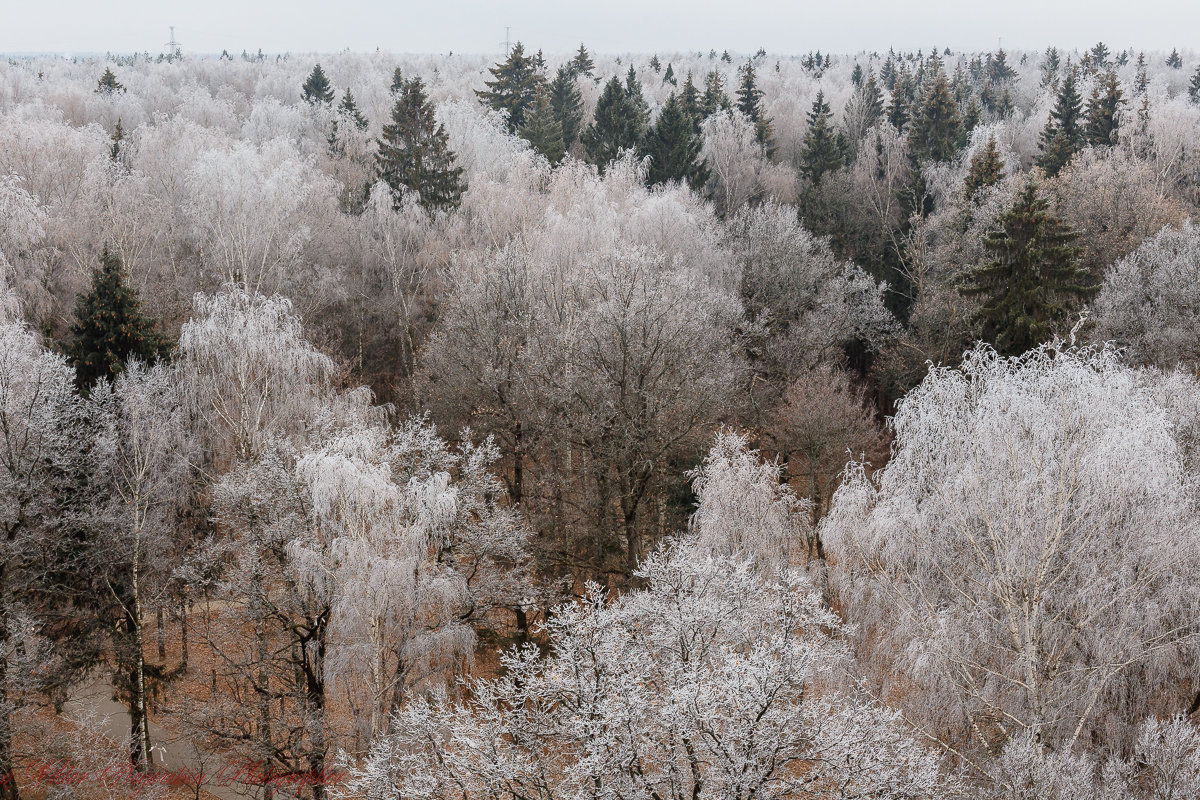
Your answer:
3,39 -> 1200,799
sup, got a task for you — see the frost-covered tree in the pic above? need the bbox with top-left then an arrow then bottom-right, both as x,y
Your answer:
823,344 -> 1200,757
766,366 -> 886,531
688,431 -> 813,568
90,361 -> 191,771
176,285 -> 336,467
1092,221 -> 1200,370
0,317 -> 93,800
202,413 -> 530,788
348,535 -> 948,800
186,141 -> 332,295
726,201 -> 897,379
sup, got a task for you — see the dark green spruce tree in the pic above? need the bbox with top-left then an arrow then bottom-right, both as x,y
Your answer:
907,56 -> 961,163
301,63 -> 335,105
66,246 -> 168,391
735,60 -> 773,150
1084,70 -> 1124,147
799,91 -> 843,185
1037,65 -> 1084,177
520,86 -> 566,165
476,42 -> 544,132
583,76 -> 646,169
701,70 -> 732,117
1189,66 -> 1200,103
644,93 -> 709,189
376,76 -> 466,212
624,66 -> 651,131
548,66 -> 584,149
571,44 -> 595,78
961,182 -> 1094,356
680,72 -> 704,126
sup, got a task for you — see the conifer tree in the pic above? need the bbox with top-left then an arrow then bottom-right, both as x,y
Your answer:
735,60 -> 773,149
109,118 -> 125,162
649,55 -> 662,73
963,137 -> 1004,199
390,67 -> 405,95
663,63 -> 676,85
888,72 -> 914,130
907,57 -> 961,163
680,71 -> 704,123
624,65 -> 651,132
1189,66 -> 1200,103
1088,42 -> 1111,71
476,42 -> 544,132
337,88 -> 368,131
851,63 -> 864,87
1085,70 -> 1124,147
583,76 -> 645,169
548,66 -> 584,149
800,91 -> 843,185
701,69 -> 731,117
66,246 -> 168,390
1041,47 -> 1061,89
961,182 -> 1094,356
1134,53 -> 1149,95
1037,64 -> 1084,177
329,88 -> 370,156
1166,49 -> 1183,69
301,63 -> 335,105
376,75 -> 466,213
95,66 -> 125,94
570,43 -> 595,78
520,86 -> 566,165
962,97 -> 981,134
987,48 -> 1016,84
644,93 -> 709,189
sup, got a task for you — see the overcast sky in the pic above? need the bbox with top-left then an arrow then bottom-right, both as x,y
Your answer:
1,0 -> 1196,56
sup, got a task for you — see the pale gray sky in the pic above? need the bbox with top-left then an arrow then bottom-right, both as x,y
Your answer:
1,0 -> 1195,56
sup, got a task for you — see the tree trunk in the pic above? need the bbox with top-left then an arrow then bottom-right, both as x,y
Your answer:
156,606 -> 165,660
0,559 -> 20,800
179,597 -> 188,673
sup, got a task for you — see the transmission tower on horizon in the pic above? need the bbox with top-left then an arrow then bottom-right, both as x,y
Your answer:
165,26 -> 182,55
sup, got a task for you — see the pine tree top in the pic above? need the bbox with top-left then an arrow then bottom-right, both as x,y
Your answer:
302,63 -> 335,105
572,44 -> 595,77
477,42 -> 545,131
96,67 -> 125,95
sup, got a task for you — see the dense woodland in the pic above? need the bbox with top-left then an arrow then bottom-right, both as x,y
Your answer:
2,39 -> 1200,799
